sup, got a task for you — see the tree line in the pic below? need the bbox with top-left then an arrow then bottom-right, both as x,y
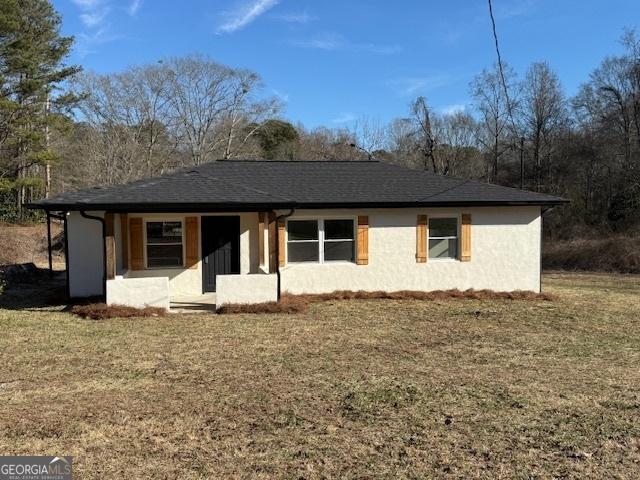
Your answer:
1,0 -> 639,238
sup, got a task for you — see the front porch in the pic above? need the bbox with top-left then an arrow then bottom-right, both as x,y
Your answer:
94,210 -> 283,310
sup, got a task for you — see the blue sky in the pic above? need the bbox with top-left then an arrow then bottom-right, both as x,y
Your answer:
54,0 -> 639,128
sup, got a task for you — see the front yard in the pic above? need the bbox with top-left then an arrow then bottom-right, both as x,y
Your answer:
1,273 -> 639,478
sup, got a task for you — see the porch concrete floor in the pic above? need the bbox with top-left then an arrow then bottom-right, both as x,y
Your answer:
170,293 -> 217,313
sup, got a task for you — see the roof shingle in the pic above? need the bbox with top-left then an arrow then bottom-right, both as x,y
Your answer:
30,160 -> 567,211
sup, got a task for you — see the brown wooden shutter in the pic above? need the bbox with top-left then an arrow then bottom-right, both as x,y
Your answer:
268,212 -> 277,273
416,214 -> 428,263
185,216 -> 199,269
258,212 -> 265,266
120,213 -> 129,269
278,218 -> 286,267
129,217 -> 144,270
460,214 -> 471,262
357,216 -> 369,265
104,213 -> 116,279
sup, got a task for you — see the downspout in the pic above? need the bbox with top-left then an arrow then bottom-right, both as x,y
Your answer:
275,208 -> 295,301
80,210 -> 107,300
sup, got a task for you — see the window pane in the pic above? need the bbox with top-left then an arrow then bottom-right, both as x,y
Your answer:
325,219 -> 354,240
430,218 -> 457,238
429,238 -> 457,259
288,241 -> 319,262
147,221 -> 182,244
147,244 -> 183,267
324,240 -> 354,262
288,220 -> 318,241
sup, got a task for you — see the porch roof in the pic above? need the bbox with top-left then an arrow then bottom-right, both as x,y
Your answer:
28,160 -> 567,212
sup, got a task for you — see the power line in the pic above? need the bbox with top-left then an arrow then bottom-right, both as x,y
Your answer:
487,0 -> 518,133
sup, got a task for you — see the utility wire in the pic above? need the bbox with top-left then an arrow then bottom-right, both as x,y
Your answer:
487,0 -> 518,134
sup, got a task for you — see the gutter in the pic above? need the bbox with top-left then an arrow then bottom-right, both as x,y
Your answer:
274,208 -> 295,301
80,211 -> 107,300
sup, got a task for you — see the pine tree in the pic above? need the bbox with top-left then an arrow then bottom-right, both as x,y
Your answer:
0,0 -> 80,220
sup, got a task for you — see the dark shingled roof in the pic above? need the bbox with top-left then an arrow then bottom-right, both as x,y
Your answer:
29,160 -> 567,211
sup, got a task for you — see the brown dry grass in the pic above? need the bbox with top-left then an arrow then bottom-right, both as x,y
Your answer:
71,303 -> 167,320
1,273 -> 640,478
218,289 -> 554,314
0,221 -> 64,267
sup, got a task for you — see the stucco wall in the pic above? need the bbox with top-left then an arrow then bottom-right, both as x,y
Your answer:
123,212 -> 260,296
66,206 -> 542,299
106,277 -> 170,310
278,206 -> 542,294
67,211 -> 105,298
216,274 -> 278,306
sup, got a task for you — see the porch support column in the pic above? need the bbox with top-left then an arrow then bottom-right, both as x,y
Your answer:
104,212 -> 116,280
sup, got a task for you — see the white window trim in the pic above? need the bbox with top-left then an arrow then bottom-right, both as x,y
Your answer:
428,215 -> 460,262
286,218 -> 357,265
144,218 -> 186,269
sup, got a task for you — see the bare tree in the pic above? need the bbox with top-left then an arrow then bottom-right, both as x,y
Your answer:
164,56 -> 279,165
470,62 -> 518,182
521,62 -> 566,191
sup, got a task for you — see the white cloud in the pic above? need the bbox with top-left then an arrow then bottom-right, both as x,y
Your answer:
76,26 -> 122,57
71,0 -> 103,8
440,104 -> 467,115
294,32 -> 401,55
128,0 -> 143,16
332,112 -> 357,124
217,0 -> 280,34
385,75 -> 450,96
80,8 -> 109,28
272,11 -> 316,24
72,0 -> 110,29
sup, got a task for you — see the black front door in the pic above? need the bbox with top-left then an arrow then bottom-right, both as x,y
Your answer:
201,216 -> 240,292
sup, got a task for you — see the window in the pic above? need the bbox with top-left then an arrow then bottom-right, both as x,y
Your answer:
429,217 -> 458,259
287,219 -> 355,263
146,221 -> 184,268
324,219 -> 355,262
287,220 -> 319,263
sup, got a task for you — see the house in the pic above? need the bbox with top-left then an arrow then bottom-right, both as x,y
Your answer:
29,160 -> 566,310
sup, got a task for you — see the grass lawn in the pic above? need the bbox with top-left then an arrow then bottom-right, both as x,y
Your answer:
1,273 -> 640,478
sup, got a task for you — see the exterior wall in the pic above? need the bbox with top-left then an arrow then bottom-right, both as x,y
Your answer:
216,274 -> 278,306
123,212 -> 260,296
106,277 -> 170,310
278,206 -> 542,294
67,211 -> 105,298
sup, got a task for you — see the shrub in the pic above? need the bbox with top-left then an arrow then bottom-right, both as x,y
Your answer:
543,236 -> 640,274
71,303 -> 167,320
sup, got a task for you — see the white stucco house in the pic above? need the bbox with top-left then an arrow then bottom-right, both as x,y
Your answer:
29,160 -> 566,310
